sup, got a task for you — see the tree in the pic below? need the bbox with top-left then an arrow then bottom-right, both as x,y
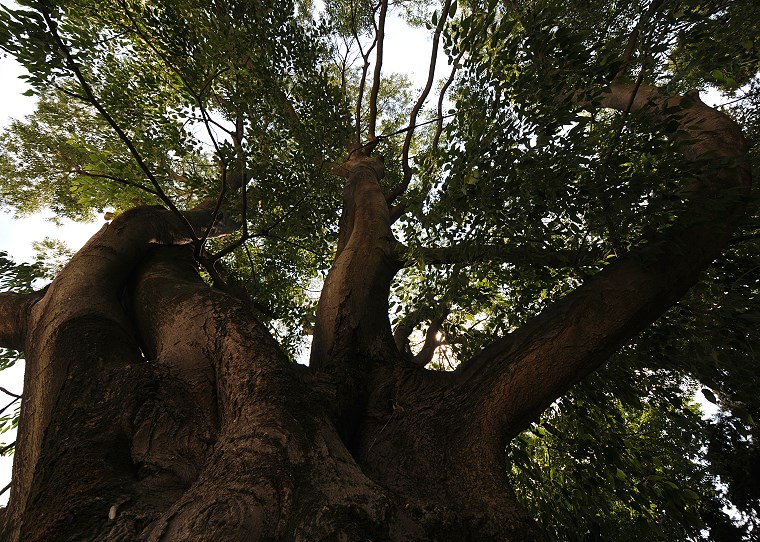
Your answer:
0,0 -> 757,539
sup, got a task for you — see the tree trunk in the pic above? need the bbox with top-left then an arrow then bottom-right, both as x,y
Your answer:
0,201 -> 542,541
0,86 -> 750,541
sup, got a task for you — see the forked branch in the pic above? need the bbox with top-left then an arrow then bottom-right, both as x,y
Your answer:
397,0 -> 453,194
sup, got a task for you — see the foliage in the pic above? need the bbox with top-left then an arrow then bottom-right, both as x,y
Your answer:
0,0 -> 759,538
0,249 -> 49,456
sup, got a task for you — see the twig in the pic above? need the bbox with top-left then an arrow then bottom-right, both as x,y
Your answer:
69,169 -> 158,195
0,397 -> 20,417
0,386 -> 21,399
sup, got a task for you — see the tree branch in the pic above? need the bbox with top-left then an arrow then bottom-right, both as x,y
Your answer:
69,169 -> 158,195
0,290 -> 45,351
412,305 -> 450,367
728,232 -> 760,245
119,1 -> 232,171
395,241 -> 584,268
387,49 -> 464,216
452,84 -> 751,447
367,0 -> 388,139
390,0 -> 453,203
619,0 -> 665,75
0,396 -> 20,419
350,0 -> 379,144
432,50 -> 464,153
38,2 -> 194,238
0,386 -> 21,399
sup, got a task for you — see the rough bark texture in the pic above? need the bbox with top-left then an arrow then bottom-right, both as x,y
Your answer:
0,87 -> 751,541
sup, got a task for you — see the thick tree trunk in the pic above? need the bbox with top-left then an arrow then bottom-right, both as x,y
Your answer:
0,86 -> 749,541
0,203 -> 541,540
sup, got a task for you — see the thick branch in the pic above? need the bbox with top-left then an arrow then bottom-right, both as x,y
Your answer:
0,291 -> 44,351
5,206 -> 237,535
395,241 -> 583,268
454,84 -> 751,445
367,0 -> 388,139
310,155 -> 397,369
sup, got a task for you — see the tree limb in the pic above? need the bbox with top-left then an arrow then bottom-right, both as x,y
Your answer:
728,232 -> 760,245
69,169 -> 158,195
619,0 -> 665,75
38,2 -> 194,238
452,84 -> 751,446
0,290 -> 45,351
388,0 -> 453,203
367,0 -> 388,139
350,0 -> 379,144
412,305 -> 450,367
388,49 -> 464,219
395,241 -> 585,268
0,387 -> 21,399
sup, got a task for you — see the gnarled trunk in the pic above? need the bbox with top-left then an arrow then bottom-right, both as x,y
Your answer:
0,190 -> 541,542
0,86 -> 750,541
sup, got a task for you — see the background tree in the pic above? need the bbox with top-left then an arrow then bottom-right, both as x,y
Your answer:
0,0 -> 757,540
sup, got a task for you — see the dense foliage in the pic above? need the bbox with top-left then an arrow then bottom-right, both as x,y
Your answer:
0,0 -> 758,538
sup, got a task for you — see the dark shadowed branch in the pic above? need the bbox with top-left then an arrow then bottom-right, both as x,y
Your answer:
619,0 -> 665,74
394,240 -> 586,268
412,305 -> 450,366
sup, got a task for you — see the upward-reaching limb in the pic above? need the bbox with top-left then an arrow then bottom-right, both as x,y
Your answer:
451,83 -> 751,445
